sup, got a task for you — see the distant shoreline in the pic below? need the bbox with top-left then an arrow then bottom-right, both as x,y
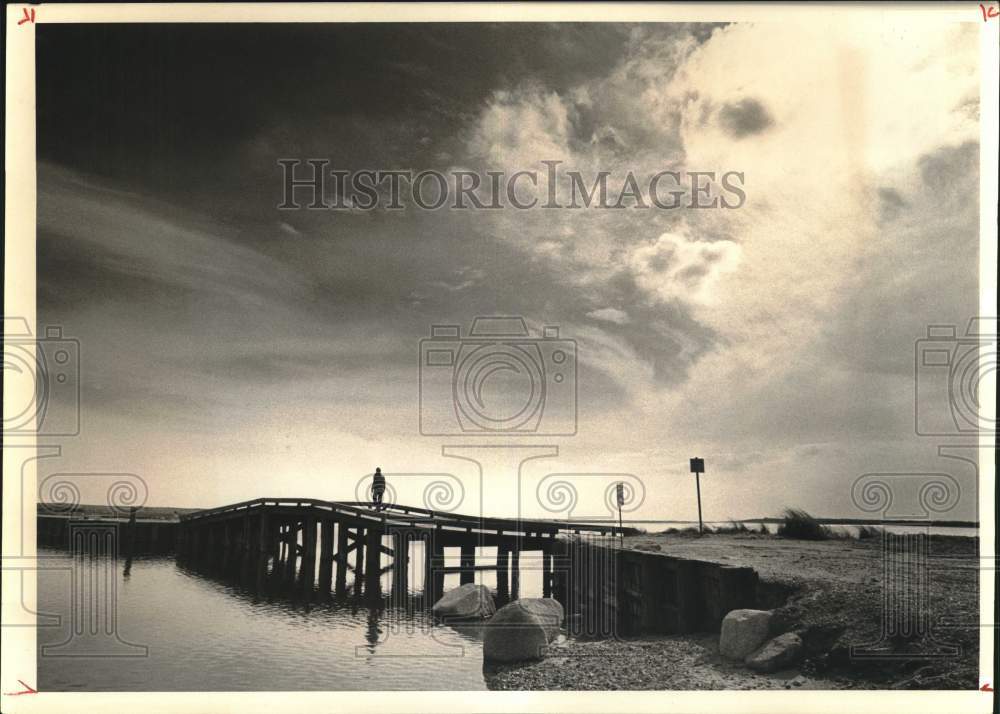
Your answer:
37,503 -> 979,530
575,517 -> 979,529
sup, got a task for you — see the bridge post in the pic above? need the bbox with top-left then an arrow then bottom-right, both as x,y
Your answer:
459,543 -> 476,585
318,519 -> 334,593
391,530 -> 409,596
433,538 -> 446,604
301,515 -> 317,590
542,540 -> 553,598
256,511 -> 270,580
335,522 -> 349,596
222,520 -> 234,570
365,526 -> 382,598
269,519 -> 280,563
354,527 -> 365,596
496,539 -> 510,601
421,532 -> 434,602
550,538 -> 563,604
276,524 -> 285,570
510,546 -> 520,600
283,520 -> 299,582
241,513 -> 252,569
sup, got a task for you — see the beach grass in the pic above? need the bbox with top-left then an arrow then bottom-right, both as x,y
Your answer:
777,507 -> 833,540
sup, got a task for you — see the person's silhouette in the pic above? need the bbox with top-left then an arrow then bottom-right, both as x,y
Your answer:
371,467 -> 386,510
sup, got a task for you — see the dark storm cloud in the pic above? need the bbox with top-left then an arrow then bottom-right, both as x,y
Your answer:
918,140 -> 979,194
717,98 -> 774,138
36,24 -> 635,195
876,187 -> 906,222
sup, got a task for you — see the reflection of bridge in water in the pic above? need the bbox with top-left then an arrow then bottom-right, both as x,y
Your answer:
177,498 -> 626,608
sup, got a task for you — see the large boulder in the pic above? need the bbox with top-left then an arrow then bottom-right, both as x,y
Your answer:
745,632 -> 804,672
431,583 -> 496,620
483,598 -> 564,662
719,609 -> 773,659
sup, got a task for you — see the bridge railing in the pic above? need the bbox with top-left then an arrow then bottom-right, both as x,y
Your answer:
179,497 -> 625,537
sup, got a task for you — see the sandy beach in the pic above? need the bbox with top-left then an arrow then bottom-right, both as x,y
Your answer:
486,531 -> 979,690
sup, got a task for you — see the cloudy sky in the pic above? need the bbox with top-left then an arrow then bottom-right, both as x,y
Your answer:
36,21 -> 982,522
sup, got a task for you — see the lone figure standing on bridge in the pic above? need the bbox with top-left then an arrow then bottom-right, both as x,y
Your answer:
371,467 -> 386,510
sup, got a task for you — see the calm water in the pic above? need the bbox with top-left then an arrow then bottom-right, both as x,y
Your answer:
36,546 -> 545,691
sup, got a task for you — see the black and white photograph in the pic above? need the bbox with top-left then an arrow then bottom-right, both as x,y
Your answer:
2,3 -> 997,712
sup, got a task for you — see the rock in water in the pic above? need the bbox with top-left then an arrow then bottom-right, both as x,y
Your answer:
745,632 -> 804,672
483,598 -> 564,662
431,583 -> 496,620
719,609 -> 773,659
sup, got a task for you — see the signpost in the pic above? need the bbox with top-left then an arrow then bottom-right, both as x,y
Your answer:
616,482 -> 625,547
689,458 -> 705,535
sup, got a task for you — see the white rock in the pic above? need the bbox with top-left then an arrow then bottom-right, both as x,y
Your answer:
483,598 -> 564,662
719,609 -> 773,659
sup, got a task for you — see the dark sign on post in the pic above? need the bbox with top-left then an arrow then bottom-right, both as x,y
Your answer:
689,457 -> 705,534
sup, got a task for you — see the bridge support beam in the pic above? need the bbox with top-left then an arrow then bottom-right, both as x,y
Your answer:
318,519 -> 334,593
542,542 -> 553,598
301,515 -> 317,590
354,527 -> 365,596
460,544 -> 476,585
256,511 -> 270,589
365,527 -> 382,598
391,531 -> 409,595
241,513 -> 252,571
423,535 -> 444,605
421,533 -> 433,602
283,520 -> 299,582
496,541 -> 510,600
335,524 -> 349,596
510,546 -> 520,600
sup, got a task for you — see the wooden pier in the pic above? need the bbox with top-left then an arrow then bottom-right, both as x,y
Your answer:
40,498 -> 760,636
176,498 -> 625,603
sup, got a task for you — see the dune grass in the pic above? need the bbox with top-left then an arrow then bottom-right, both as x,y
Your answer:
708,519 -> 753,535
776,507 -> 834,540
856,524 -> 885,539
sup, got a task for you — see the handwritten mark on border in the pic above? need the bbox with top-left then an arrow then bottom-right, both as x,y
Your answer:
4,680 -> 37,696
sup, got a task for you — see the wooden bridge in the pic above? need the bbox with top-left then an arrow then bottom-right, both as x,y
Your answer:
177,498 -> 626,603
